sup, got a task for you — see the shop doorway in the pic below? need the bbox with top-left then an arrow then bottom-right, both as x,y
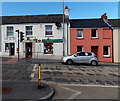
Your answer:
91,46 -> 98,57
9,43 -> 15,56
44,43 -> 53,54
26,43 -> 32,58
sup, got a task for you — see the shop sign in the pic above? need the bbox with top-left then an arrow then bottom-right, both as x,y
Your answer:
34,39 -> 41,43
38,39 -> 41,42
42,39 -> 63,42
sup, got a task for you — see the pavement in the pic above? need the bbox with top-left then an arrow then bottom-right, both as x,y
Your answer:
1,58 -> 55,101
2,81 -> 54,101
0,57 -> 18,64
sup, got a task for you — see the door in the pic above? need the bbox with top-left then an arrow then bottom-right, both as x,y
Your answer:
91,46 -> 98,57
26,43 -> 32,58
9,43 -> 15,56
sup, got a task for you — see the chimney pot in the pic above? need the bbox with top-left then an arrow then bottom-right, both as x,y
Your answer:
101,13 -> 107,20
65,6 -> 68,9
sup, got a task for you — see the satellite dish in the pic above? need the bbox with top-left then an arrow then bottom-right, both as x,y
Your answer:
55,22 -> 61,28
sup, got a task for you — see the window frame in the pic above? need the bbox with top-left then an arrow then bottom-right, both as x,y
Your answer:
45,25 -> 53,36
7,26 -> 14,36
103,46 -> 110,57
77,29 -> 83,39
91,29 -> 98,39
26,26 -> 33,36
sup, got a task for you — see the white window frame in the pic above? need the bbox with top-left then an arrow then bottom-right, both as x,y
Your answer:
6,26 -> 14,37
77,29 -> 83,39
77,46 -> 83,52
26,26 -> 33,36
45,25 -> 53,36
103,46 -> 110,57
91,29 -> 98,39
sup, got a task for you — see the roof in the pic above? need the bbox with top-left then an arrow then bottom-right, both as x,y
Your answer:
70,19 -> 110,28
108,19 -> 120,28
2,14 -> 68,25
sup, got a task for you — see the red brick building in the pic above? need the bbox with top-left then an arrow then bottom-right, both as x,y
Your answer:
70,14 -> 113,62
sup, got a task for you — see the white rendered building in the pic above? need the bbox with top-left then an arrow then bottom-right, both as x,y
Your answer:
1,7 -> 70,58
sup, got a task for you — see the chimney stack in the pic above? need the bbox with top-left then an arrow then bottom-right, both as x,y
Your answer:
101,13 -> 108,20
64,6 -> 69,18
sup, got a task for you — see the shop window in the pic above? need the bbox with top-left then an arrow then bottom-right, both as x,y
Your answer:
45,25 -> 53,36
77,46 -> 83,52
44,43 -> 53,54
7,26 -> 14,36
103,46 -> 110,57
26,26 -> 33,35
91,29 -> 98,38
77,29 -> 83,38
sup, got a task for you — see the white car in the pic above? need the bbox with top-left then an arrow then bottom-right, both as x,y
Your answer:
61,52 -> 99,66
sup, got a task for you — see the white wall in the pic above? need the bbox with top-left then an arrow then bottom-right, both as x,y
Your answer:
53,43 -> 63,56
1,22 -> 69,57
113,28 -> 120,63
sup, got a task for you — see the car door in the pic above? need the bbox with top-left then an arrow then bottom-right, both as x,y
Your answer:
73,52 -> 85,63
83,52 -> 92,63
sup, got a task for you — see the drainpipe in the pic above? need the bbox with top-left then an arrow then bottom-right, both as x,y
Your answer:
67,21 -> 69,55
111,28 -> 114,63
62,0 -> 65,56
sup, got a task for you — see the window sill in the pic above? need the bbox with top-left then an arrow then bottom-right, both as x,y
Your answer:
103,55 -> 110,58
45,35 -> 53,37
26,35 -> 33,37
6,36 -> 14,38
76,37 -> 84,39
91,37 -> 98,39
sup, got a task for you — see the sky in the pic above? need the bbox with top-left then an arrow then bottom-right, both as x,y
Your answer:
1,2 -> 119,19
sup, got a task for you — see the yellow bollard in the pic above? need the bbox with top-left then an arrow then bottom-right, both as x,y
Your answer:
38,64 -> 41,88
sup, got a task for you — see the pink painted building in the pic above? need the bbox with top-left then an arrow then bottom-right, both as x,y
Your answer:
70,14 -> 113,62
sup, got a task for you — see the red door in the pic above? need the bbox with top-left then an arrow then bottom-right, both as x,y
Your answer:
26,43 -> 32,58
91,46 -> 98,57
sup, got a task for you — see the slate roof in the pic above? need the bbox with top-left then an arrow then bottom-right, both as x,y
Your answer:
108,19 -> 120,28
2,14 -> 68,24
70,19 -> 110,28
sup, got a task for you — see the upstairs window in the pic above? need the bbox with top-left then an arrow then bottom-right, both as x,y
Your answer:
77,29 -> 83,38
7,26 -> 14,36
45,25 -> 53,36
26,26 -> 33,35
91,29 -> 98,38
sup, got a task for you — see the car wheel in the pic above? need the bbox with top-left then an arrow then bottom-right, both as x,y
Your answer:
91,60 -> 98,66
66,59 -> 73,65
